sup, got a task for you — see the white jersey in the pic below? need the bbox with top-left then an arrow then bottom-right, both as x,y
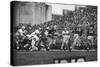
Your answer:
62,30 -> 70,35
35,29 -> 40,34
18,29 -> 25,36
28,31 -> 36,38
44,30 -> 48,36
28,29 -> 40,38
32,35 -> 39,41
62,30 -> 70,40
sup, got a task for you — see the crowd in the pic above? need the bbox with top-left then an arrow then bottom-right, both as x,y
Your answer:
13,6 -> 97,51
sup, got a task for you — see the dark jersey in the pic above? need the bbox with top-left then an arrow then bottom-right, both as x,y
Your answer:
48,29 -> 56,36
73,27 -> 83,36
87,29 -> 95,36
39,29 -> 48,41
40,30 -> 45,36
48,29 -> 56,38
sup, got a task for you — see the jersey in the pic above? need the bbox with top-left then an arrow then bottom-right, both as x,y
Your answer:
87,29 -> 95,36
18,29 -> 25,36
48,29 -> 56,38
28,29 -> 40,38
62,30 -> 70,35
48,29 -> 56,36
73,27 -> 83,36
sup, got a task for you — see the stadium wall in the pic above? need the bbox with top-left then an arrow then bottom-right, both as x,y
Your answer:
11,1 -> 52,26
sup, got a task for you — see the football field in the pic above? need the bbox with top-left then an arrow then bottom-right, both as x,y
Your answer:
12,50 -> 97,66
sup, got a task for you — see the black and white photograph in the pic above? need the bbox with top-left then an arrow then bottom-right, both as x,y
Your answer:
10,1 -> 97,66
